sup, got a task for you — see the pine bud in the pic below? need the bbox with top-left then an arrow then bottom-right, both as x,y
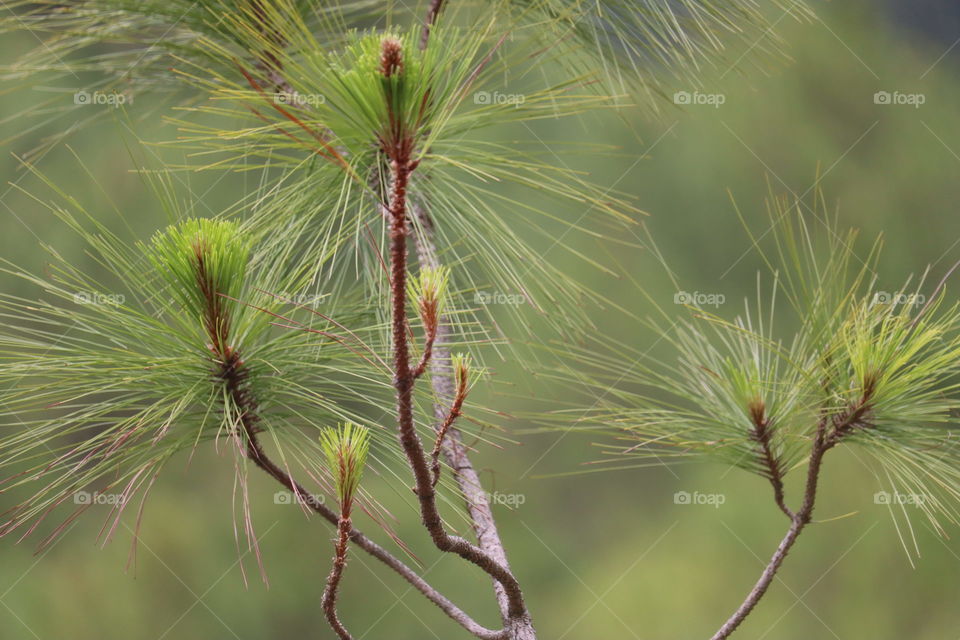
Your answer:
320,422 -> 371,514
408,265 -> 449,331
379,37 -> 404,78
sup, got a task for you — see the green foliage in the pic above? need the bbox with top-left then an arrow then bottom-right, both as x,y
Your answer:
0,188 -> 400,550
408,265 -> 450,321
147,218 -> 251,338
569,192 -> 960,534
513,0 -> 813,108
319,422 -> 371,512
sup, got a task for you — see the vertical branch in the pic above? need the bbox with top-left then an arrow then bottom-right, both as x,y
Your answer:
379,47 -> 532,622
420,0 -> 447,49
411,202 -> 536,639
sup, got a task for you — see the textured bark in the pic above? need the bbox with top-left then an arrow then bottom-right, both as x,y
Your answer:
412,203 -> 538,640
387,161 -> 529,623
323,516 -> 354,640
221,348 -> 503,639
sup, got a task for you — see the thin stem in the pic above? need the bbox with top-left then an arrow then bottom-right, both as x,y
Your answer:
420,0 -> 446,49
412,320 -> 438,379
323,516 -> 354,640
430,376 -> 466,487
747,400 -> 793,519
222,354 -> 503,640
387,156 -> 530,623
411,201 -> 536,638
710,416 -> 834,640
709,514 -> 807,640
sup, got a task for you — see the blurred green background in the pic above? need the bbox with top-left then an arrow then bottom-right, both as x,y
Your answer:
2,1 -> 959,639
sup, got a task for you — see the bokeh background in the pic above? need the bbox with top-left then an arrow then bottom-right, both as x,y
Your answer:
1,1 -> 959,639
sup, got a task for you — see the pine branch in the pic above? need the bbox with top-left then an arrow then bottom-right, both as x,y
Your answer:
746,399 -> 793,520
242,417 -> 505,639
379,47 -> 533,627
411,200 -> 535,638
712,384 -> 876,638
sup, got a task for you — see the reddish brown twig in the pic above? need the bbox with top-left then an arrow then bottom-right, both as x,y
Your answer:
420,0 -> 446,50
379,40 -> 529,623
747,399 -> 793,519
322,514 -> 354,640
430,358 -> 468,487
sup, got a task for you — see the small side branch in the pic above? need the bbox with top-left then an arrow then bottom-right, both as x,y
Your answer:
430,365 -> 468,487
420,0 -> 446,49
747,400 -> 793,519
323,516 -> 354,640
412,316 -> 438,379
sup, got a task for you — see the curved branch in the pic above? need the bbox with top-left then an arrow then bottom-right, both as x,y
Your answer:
747,400 -> 793,519
323,516 -> 354,640
711,418 -> 832,640
411,200 -> 536,639
223,355 -> 505,640
386,152 -> 531,628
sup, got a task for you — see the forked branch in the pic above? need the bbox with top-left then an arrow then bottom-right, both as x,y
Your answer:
712,384 -> 876,639
380,48 -> 531,627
